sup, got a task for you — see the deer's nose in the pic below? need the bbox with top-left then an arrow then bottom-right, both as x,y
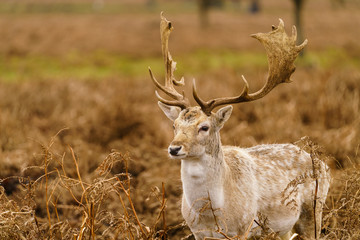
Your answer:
169,146 -> 182,156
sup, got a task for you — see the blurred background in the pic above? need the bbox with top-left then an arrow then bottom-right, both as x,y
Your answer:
0,0 -> 359,239
0,0 -> 358,81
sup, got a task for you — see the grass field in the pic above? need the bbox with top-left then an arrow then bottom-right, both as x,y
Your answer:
0,0 -> 359,239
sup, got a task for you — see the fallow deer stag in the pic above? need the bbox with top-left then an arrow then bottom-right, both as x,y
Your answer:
149,13 -> 330,239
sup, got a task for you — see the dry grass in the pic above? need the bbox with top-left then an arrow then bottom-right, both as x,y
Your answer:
0,132 -> 173,239
0,68 -> 359,239
0,0 -> 360,239
322,166 -> 360,239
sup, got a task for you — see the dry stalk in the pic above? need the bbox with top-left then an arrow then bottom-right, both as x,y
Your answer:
69,146 -> 89,208
311,151 -> 320,240
150,182 -> 168,238
117,175 -> 148,237
90,202 -> 95,240
44,146 -> 51,231
161,182 -> 167,238
207,191 -> 232,240
293,136 -> 332,239
42,128 -> 69,235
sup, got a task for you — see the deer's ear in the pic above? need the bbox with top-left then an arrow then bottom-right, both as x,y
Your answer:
158,102 -> 181,122
215,105 -> 233,129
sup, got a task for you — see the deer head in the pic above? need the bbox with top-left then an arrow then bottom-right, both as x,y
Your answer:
149,13 -> 307,159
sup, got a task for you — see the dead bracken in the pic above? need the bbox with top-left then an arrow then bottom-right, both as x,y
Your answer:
0,2 -> 360,239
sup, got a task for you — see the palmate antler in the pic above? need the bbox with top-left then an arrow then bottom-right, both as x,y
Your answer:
148,12 -> 190,109
150,15 -> 307,115
193,19 -> 308,115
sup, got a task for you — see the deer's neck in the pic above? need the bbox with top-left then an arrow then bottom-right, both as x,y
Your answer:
181,146 -> 226,211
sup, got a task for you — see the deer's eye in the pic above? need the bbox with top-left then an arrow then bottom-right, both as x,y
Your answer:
199,126 -> 209,132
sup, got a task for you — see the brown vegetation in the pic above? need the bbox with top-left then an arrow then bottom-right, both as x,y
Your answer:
0,0 -> 359,239
1,66 -> 359,239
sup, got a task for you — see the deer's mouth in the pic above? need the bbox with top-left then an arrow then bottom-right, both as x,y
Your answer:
169,153 -> 187,159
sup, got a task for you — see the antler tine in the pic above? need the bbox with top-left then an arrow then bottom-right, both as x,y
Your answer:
193,19 -> 307,115
155,90 -> 189,109
193,76 -> 250,116
192,78 -> 209,113
149,12 -> 190,109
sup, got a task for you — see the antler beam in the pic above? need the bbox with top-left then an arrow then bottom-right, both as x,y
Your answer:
193,19 -> 307,115
148,12 -> 190,109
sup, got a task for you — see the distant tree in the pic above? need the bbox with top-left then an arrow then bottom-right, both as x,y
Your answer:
293,0 -> 305,46
292,0 -> 307,57
249,0 -> 260,14
198,0 -> 225,28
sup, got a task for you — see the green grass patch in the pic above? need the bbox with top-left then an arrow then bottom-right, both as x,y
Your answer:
0,53 -> 162,82
178,50 -> 268,75
300,48 -> 360,69
0,48 -> 358,82
0,50 -> 267,82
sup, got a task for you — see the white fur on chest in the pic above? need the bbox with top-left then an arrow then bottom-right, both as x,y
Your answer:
181,157 -> 224,211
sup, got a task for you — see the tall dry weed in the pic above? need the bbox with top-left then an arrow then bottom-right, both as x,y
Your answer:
0,70 -> 359,239
322,164 -> 360,239
0,130 -> 177,239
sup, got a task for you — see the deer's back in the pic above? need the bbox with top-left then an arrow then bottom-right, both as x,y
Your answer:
245,143 -> 318,192
226,144 -> 319,200
223,143 -> 314,187
222,143 -> 329,235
